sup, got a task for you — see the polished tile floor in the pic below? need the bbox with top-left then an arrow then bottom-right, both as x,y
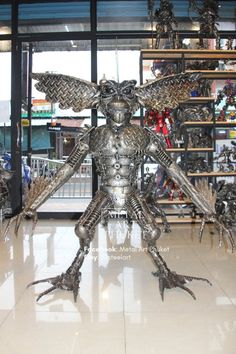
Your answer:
0,219 -> 236,354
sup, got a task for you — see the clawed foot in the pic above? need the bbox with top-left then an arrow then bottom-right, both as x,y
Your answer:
27,272 -> 81,302
152,269 -> 212,301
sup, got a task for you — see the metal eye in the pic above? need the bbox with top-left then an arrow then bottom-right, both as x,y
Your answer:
122,87 -> 134,97
101,85 -> 115,96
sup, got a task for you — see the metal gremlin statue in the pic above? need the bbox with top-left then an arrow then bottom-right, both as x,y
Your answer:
8,72 -> 235,302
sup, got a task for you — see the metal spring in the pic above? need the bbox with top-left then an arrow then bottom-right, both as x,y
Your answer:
83,208 -> 101,230
128,195 -> 143,218
67,148 -> 86,168
155,149 -> 172,167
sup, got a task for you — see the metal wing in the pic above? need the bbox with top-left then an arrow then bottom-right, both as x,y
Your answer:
135,72 -> 201,111
32,73 -> 100,112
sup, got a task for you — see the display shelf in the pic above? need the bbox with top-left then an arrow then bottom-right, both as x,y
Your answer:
187,171 -> 236,177
140,49 -> 236,60
184,121 -> 214,126
186,70 -> 236,80
140,48 -> 236,223
157,199 -> 192,205
215,121 -> 236,126
166,147 -> 214,152
187,148 -> 214,152
186,97 -> 215,103
166,148 -> 185,152
156,216 -> 203,224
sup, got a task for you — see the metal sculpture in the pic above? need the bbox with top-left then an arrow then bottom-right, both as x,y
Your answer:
154,0 -> 178,49
8,71 -> 235,302
215,80 -> 236,113
196,179 -> 235,246
187,128 -> 212,148
182,156 -> 212,173
177,104 -> 213,122
189,0 -> 220,48
214,180 -> 236,229
0,165 -> 12,209
215,143 -> 236,172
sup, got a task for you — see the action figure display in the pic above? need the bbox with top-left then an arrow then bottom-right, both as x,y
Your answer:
144,108 -> 173,147
176,104 -> 213,123
215,143 -> 236,172
151,60 -> 177,79
186,156 -> 212,173
187,128 -> 212,148
162,176 -> 184,201
214,180 -> 236,229
7,71 -> 235,302
215,80 -> 236,116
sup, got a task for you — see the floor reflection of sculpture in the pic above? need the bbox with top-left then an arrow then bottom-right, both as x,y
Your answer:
154,0 -> 178,49
7,71 -> 235,302
189,0 -> 220,49
215,143 -> 236,172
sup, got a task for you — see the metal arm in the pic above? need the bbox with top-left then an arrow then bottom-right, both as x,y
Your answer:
145,128 -> 215,216
28,127 -> 94,212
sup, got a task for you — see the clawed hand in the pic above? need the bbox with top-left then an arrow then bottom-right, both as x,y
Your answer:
3,208 -> 38,239
199,214 -> 235,252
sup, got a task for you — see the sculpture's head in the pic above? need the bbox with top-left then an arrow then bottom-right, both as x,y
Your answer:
98,79 -> 139,126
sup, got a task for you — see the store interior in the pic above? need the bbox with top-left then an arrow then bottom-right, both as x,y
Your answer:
0,1 -> 236,353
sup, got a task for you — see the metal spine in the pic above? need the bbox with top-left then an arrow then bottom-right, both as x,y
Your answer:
154,149 -> 172,167
66,143 -> 88,168
126,193 -> 143,218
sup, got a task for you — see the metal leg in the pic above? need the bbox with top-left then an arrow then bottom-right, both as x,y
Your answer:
28,190 -> 112,302
126,192 -> 211,300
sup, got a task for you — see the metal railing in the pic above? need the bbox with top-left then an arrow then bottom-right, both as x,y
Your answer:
30,156 -> 92,198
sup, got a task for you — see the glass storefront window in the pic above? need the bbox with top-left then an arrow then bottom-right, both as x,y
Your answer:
18,1 -> 90,33
31,40 -> 91,118
0,44 -> 11,155
97,0 -> 150,31
23,40 -> 93,212
0,4 -> 11,34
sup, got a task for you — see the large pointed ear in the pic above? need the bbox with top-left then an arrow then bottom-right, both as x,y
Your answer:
32,73 -> 100,112
135,72 -> 201,111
